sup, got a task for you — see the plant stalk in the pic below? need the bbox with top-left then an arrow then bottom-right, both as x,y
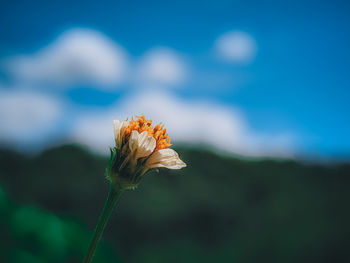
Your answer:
83,185 -> 124,263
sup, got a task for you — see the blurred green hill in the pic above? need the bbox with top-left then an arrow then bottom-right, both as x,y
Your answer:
0,145 -> 349,263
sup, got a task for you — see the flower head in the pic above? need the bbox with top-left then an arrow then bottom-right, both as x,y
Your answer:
107,115 -> 186,190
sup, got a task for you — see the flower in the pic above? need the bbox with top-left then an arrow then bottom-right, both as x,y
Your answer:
106,115 -> 186,190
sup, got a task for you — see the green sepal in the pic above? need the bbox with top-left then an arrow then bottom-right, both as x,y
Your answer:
106,147 -> 118,181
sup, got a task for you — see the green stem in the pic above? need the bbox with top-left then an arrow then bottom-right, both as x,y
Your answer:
83,185 -> 124,263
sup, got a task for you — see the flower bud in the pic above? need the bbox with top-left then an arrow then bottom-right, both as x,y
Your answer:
106,116 -> 186,190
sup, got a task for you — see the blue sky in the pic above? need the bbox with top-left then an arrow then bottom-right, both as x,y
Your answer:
0,0 -> 349,159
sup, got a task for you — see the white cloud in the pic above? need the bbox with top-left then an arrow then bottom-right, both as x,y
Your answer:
71,110 -> 116,154
0,89 -> 65,148
215,30 -> 257,64
136,47 -> 187,86
71,91 -> 295,157
0,28 -> 294,157
5,29 -> 128,88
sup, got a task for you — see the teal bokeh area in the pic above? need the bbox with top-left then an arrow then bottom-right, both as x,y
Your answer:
1,0 -> 350,262
1,145 -> 349,263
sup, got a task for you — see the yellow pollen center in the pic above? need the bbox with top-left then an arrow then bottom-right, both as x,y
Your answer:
123,115 -> 171,150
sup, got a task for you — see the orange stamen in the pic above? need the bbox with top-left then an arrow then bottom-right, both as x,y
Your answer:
123,115 -> 171,151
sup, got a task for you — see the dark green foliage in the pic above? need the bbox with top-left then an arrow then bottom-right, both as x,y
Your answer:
0,185 -> 120,263
0,145 -> 349,263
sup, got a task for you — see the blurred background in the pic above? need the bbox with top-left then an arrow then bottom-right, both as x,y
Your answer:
0,0 -> 350,262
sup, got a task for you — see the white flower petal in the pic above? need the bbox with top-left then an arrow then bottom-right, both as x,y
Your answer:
113,119 -> 122,139
128,130 -> 139,151
136,131 -> 156,158
120,120 -> 128,136
128,130 -> 156,158
147,148 -> 186,169
114,119 -> 128,148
